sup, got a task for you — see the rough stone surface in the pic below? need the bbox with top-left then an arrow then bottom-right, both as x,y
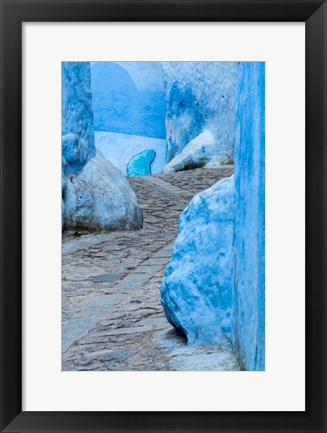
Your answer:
160,176 -> 235,345
64,151 -> 142,231
161,62 -> 238,162
62,167 -> 239,371
233,62 -> 265,371
127,149 -> 156,176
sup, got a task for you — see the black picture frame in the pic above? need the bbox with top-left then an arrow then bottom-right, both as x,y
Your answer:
0,0 -> 326,432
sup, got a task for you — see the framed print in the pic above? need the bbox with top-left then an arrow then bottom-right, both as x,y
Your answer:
0,0 -> 326,432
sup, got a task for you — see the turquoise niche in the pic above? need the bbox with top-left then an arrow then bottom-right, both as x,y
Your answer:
127,149 -> 156,176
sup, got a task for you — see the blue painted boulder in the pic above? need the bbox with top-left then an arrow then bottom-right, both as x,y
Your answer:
127,149 -> 156,176
160,176 -> 235,345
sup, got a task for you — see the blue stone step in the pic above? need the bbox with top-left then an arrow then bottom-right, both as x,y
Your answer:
127,149 -> 156,176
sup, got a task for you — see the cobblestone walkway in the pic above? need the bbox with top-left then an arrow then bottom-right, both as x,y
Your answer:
62,166 -> 240,371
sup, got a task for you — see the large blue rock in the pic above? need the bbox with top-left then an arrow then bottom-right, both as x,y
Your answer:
91,62 -> 166,139
127,149 -> 156,176
160,176 -> 235,345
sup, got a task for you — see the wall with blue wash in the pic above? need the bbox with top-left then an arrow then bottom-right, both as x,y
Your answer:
91,62 -> 166,139
233,62 -> 265,371
161,62 -> 238,162
62,62 -> 95,175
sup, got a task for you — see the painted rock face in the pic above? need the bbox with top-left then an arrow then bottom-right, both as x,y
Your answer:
127,149 -> 156,176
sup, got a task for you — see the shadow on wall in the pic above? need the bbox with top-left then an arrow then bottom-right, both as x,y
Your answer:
91,62 -> 166,139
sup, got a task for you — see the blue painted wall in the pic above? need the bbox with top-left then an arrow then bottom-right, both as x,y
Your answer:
162,62 -> 238,162
91,62 -> 166,139
233,62 -> 265,371
62,61 -> 143,231
62,62 -> 95,175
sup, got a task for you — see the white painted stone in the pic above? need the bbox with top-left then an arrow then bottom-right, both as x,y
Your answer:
64,151 -> 142,231
163,129 -> 226,173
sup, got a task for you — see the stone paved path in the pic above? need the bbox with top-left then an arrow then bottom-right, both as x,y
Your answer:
62,166 -> 240,371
